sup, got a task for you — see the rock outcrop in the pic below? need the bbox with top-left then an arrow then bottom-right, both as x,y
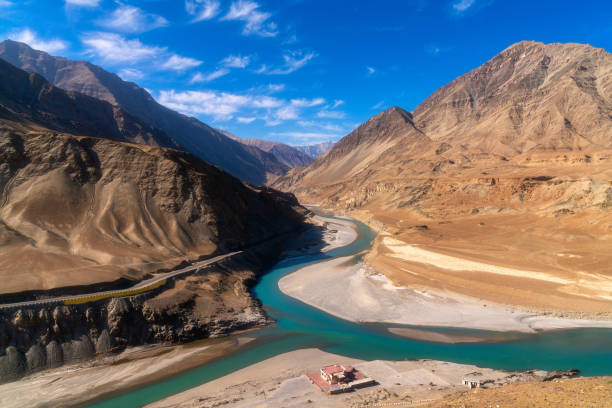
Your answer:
0,245 -> 285,382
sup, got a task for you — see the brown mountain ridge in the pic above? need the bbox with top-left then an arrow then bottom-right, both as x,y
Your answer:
0,40 -> 288,185
220,130 -> 314,168
0,58 -> 309,295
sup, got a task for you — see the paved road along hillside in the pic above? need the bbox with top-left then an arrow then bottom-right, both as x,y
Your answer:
0,251 -> 242,310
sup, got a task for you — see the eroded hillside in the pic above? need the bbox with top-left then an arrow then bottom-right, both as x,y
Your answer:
0,130 -> 306,295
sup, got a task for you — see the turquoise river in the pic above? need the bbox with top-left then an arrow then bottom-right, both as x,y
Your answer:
90,216 -> 612,407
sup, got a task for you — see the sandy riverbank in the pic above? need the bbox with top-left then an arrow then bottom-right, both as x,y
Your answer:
0,335 -> 253,408
279,254 -> 612,333
147,348 -> 549,408
283,215 -> 359,257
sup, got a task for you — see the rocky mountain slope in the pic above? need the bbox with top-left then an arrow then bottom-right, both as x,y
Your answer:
274,41 -> 612,314
0,129 -> 306,296
0,58 -> 180,149
222,130 -> 313,168
0,40 -> 287,185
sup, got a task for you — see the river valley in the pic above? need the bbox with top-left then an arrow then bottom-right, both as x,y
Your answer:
87,215 -> 612,407
2,215 -> 611,408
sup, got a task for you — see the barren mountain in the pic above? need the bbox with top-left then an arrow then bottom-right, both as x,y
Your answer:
0,58 -> 308,295
222,130 -> 313,168
0,128 -> 307,296
0,40 -> 287,185
0,58 -> 180,149
275,41 -> 612,314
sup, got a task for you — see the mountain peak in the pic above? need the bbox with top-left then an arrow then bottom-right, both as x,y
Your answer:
412,40 -> 611,144
364,105 -> 414,128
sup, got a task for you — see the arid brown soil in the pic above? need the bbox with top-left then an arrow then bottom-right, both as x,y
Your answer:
421,376 -> 612,408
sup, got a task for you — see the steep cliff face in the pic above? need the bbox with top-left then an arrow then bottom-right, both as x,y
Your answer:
0,40 -> 288,185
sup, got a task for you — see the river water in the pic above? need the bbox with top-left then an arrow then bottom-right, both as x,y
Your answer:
90,216 -> 612,407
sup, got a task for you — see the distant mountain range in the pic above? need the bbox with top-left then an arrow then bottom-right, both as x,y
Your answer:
220,130 -> 315,168
293,141 -> 334,158
0,40 -> 288,185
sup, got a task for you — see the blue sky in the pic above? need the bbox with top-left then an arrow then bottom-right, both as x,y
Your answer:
1,0 -> 611,145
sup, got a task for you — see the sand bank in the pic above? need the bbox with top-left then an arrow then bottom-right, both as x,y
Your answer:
283,215 -> 358,257
383,237 -> 612,301
279,254 -> 612,333
147,348 -> 545,408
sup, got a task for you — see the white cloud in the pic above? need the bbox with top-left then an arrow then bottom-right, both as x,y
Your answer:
366,66 -> 376,75
452,0 -> 476,12
0,1 -> 14,7
274,105 -> 299,120
81,32 -> 201,73
185,0 -> 220,22
9,28 -> 68,54
81,32 -> 164,64
237,117 -> 256,123
268,84 -> 285,92
372,101 -> 385,110
65,0 -> 100,6
266,51 -> 316,75
161,54 -> 203,71
290,98 -> 325,108
157,90 -> 251,120
97,5 -> 168,34
251,96 -> 283,108
190,68 -> 230,83
222,0 -> 278,37
331,100 -> 344,109
156,89 -> 326,123
317,110 -> 345,119
222,54 -> 251,68
118,68 -> 145,81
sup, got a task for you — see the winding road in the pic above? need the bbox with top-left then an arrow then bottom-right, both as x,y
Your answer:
0,251 -> 242,310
